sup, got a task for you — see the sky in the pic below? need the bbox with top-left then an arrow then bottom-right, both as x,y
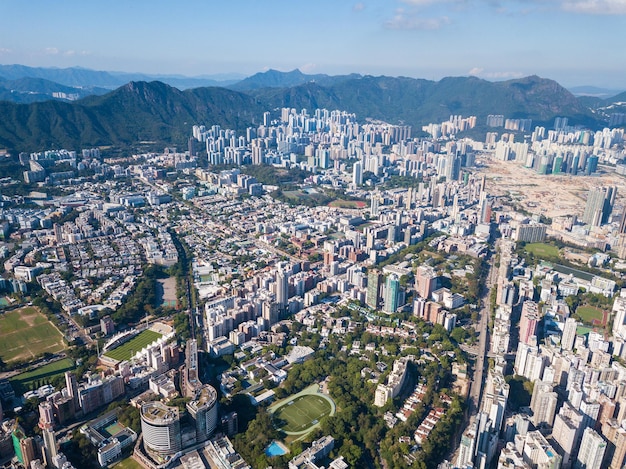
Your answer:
0,0 -> 625,88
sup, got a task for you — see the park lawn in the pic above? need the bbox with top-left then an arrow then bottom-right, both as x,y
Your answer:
273,394 -> 333,434
10,358 -> 75,395
104,330 -> 162,362
114,457 -> 143,469
576,305 -> 605,325
526,243 -> 560,259
0,307 -> 66,363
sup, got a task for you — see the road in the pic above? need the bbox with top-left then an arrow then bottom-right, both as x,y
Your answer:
467,241 -> 499,416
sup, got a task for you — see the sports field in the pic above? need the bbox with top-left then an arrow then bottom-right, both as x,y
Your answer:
103,329 -> 162,361
0,307 -> 66,363
272,394 -> 333,434
10,358 -> 75,395
525,243 -> 559,259
103,422 -> 124,438
575,305 -> 606,326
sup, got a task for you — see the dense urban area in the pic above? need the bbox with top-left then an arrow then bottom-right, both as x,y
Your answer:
1,104 -> 626,469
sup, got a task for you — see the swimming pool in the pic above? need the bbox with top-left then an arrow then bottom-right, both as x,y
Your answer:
265,441 -> 287,457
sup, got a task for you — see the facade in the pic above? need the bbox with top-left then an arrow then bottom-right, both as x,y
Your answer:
383,274 -> 400,313
366,270 -> 382,309
575,427 -> 606,469
582,186 -> 616,227
140,402 -> 182,456
416,265 -> 437,300
530,381 -> 558,428
519,301 -> 539,346
186,385 -> 219,443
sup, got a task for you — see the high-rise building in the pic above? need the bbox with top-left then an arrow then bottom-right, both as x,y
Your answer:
12,425 -> 38,468
580,399 -> 601,431
456,419 -> 477,468
416,265 -> 437,300
610,428 -> 626,469
370,192 -> 380,217
562,317 -> 578,351
65,371 -> 79,414
352,161 -> 363,186
187,385 -> 219,444
522,431 -> 562,468
479,191 -> 492,224
141,402 -> 182,456
582,186 -> 616,227
38,402 -> 57,467
366,270 -> 382,310
619,206 -> 626,234
612,292 -> 626,338
41,429 -> 57,468
552,402 -> 583,467
530,381 -> 558,428
575,427 -> 606,469
383,274 -> 400,314
275,269 -> 290,311
519,301 -> 539,345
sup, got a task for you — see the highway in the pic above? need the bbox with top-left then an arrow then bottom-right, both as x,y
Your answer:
467,240 -> 499,415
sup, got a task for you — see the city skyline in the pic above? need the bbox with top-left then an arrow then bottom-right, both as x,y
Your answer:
0,0 -> 625,88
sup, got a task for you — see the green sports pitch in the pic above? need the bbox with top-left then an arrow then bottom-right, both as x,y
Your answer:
0,306 -> 66,363
103,330 -> 162,361
272,394 -> 333,434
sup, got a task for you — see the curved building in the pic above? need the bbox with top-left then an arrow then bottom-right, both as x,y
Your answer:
140,402 -> 181,456
187,384 -> 219,443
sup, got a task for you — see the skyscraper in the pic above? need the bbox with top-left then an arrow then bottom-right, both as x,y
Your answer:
575,427 -> 606,469
186,385 -> 219,444
275,269 -> 290,311
141,402 -> 182,457
370,192 -> 380,217
366,270 -> 382,310
416,265 -> 437,300
352,161 -> 363,186
530,381 -> 558,428
65,371 -> 79,414
519,301 -> 539,345
562,317 -> 578,351
383,274 -> 400,314
582,186 -> 616,227
38,402 -> 57,468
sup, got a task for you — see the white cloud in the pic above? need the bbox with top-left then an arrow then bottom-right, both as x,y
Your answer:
561,0 -> 626,14
64,50 -> 76,56
44,47 -> 59,55
385,9 -> 451,29
0,48 -> 12,55
468,68 -> 525,79
353,2 -> 366,12
300,63 -> 317,73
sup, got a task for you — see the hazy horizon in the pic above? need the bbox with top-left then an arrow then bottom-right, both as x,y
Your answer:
1,0 -> 625,89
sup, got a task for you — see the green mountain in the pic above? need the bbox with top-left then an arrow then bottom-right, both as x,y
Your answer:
230,68 -> 362,91
0,81 -> 263,152
0,75 -> 605,153
249,74 -> 596,127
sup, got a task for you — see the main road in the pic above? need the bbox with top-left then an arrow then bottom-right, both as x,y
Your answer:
468,240 -> 500,415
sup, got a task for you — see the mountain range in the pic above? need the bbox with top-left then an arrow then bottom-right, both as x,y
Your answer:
0,64 -> 241,90
0,66 -> 624,153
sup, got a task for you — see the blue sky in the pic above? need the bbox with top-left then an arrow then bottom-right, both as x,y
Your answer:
1,0 -> 625,88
